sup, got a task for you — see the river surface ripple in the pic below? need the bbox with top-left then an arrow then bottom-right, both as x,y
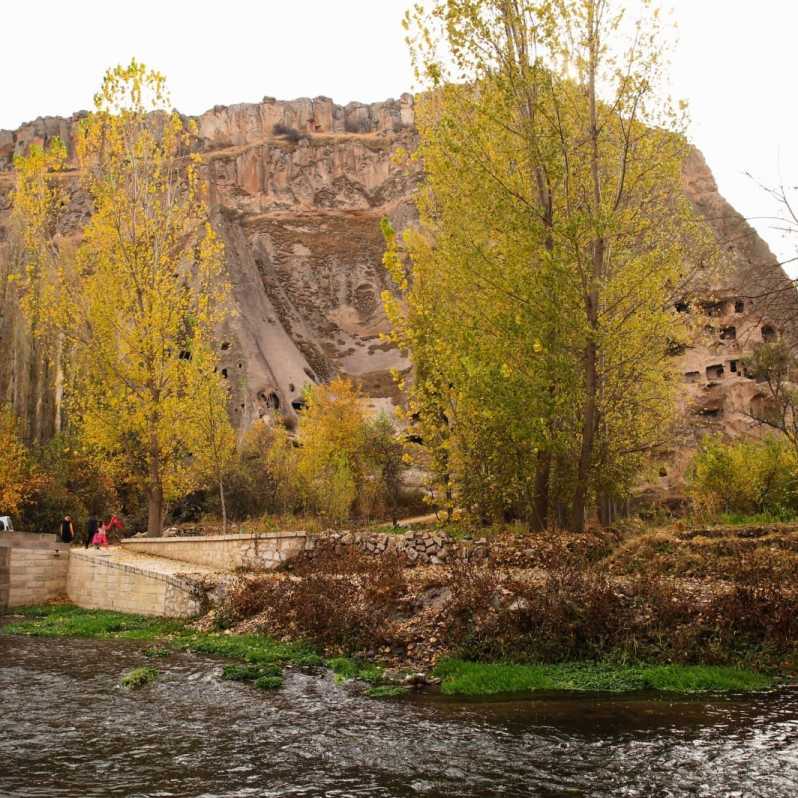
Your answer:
0,635 -> 797,797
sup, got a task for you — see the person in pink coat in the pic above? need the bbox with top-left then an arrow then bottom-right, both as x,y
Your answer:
92,522 -> 109,548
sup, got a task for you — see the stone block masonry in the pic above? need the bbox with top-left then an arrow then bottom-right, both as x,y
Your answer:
0,534 -> 70,610
121,532 -> 309,571
67,550 -> 208,618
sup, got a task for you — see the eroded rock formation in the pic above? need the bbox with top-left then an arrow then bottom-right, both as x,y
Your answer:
2,94 -> 797,502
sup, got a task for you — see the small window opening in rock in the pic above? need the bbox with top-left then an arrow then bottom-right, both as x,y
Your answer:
684,371 -> 701,383
706,364 -> 724,381
267,393 -> 280,410
762,325 -> 777,343
238,362 -> 243,369
658,466 -> 668,477
698,406 -> 722,418
675,301 -> 689,313
703,301 -> 726,317
221,368 -> 228,379
221,342 -> 231,351
729,360 -> 738,373
291,399 -> 306,411
178,350 -> 192,360
289,383 -> 295,393
240,403 -> 245,409
734,300 -> 745,313
720,326 -> 736,341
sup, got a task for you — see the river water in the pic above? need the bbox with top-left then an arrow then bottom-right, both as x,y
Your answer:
1,635 -> 797,797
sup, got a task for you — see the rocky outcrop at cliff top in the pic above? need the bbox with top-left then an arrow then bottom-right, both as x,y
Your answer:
2,92 -> 798,494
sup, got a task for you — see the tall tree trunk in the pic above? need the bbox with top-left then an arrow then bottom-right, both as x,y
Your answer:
571,0 -> 604,533
219,475 -> 227,535
54,333 -> 65,435
531,449 -> 551,531
571,337 -> 597,532
147,427 -> 163,536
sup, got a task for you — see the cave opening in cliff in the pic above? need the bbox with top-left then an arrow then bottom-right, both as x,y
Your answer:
221,368 -> 228,379
675,301 -> 689,313
706,364 -> 725,381
684,371 -> 701,383
735,300 -> 745,313
258,391 -> 280,410
762,325 -> 777,343
221,342 -> 231,351
729,360 -> 738,373
720,326 -> 736,341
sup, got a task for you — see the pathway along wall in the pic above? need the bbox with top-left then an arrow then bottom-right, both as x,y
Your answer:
0,534 -> 70,610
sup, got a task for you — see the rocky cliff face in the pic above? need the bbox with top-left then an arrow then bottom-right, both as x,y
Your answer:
0,95 -> 419,438
2,94 -> 797,496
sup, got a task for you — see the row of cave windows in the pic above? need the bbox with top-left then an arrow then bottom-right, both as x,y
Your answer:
696,393 -> 772,420
686,362 -> 741,383
675,299 -> 747,316
700,324 -> 777,343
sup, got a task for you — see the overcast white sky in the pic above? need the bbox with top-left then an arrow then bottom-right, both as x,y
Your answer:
2,1 -> 796,270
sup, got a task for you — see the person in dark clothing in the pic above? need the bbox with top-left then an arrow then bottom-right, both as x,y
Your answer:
85,515 -> 99,549
60,515 -> 75,544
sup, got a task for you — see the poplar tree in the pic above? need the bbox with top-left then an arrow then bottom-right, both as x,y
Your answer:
13,61 -> 231,535
388,0 -> 717,529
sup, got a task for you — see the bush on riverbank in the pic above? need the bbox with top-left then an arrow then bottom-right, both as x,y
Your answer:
216,538 -> 798,675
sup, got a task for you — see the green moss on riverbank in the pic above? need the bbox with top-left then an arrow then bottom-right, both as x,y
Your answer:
434,659 -> 774,695
2,605 -> 777,696
3,604 -> 184,639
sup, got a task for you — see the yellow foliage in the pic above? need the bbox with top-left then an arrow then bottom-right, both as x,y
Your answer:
0,405 -> 43,515
12,60 -> 230,534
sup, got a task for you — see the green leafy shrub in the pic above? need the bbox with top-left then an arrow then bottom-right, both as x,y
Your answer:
688,436 -> 798,520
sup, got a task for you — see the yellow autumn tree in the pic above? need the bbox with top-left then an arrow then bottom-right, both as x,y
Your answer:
296,377 -> 368,523
185,346 -> 237,532
388,0 -> 719,529
9,138 -> 69,441
13,61 -> 230,535
0,404 -> 42,515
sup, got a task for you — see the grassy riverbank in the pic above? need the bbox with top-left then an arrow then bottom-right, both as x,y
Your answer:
434,659 -> 774,695
1,604 -> 780,695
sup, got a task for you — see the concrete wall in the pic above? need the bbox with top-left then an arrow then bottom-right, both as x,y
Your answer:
121,532 -> 308,571
0,534 -> 70,610
67,551 -> 205,618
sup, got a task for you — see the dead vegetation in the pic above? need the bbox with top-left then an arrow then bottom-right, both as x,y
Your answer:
207,523 -> 798,676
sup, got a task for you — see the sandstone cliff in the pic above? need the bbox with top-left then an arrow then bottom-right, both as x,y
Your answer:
2,94 -> 797,501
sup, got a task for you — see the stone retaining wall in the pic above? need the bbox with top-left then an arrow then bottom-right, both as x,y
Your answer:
0,534 -> 70,610
297,529 -> 489,567
121,532 -> 309,571
67,551 -> 205,618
